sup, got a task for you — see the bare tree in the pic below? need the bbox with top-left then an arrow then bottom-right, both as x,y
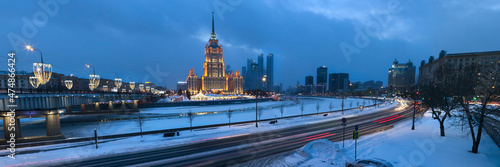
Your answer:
372,98 -> 377,108
456,64 -> 499,153
187,110 -> 196,132
356,101 -> 360,110
316,102 -> 320,116
350,101 -> 353,109
280,104 -> 285,119
300,102 -> 305,118
137,113 -> 145,138
226,108 -> 233,127
329,101 -> 333,112
421,64 -> 461,136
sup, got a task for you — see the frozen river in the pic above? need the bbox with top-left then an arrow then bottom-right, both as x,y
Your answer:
1,97 -> 378,138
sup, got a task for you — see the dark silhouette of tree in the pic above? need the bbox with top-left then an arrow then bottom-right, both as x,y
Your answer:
421,64 -> 461,136
226,108 -> 233,127
455,64 -> 499,153
300,102 -> 305,118
316,102 -> 320,116
186,90 -> 191,100
187,110 -> 196,132
177,89 -> 182,96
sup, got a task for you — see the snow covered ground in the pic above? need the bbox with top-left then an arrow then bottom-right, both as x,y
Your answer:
0,98 -> 395,166
0,97 -> 379,138
241,110 -> 500,167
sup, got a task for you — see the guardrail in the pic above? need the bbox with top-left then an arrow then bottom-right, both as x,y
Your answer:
0,100 -> 388,149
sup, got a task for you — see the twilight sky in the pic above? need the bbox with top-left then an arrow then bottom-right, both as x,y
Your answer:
1,0 -> 500,89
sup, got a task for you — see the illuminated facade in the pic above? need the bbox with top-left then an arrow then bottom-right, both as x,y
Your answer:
186,13 -> 243,94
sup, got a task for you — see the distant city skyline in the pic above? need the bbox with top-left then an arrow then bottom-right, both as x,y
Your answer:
2,1 -> 500,89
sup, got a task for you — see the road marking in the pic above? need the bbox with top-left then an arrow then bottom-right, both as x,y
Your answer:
306,114 -> 357,125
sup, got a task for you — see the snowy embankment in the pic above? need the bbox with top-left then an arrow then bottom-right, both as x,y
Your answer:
1,97 -> 378,138
242,111 -> 500,167
0,98 -> 395,166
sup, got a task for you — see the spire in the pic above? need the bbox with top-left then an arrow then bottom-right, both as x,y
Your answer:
212,12 -> 215,34
189,67 -> 195,76
211,12 -> 217,40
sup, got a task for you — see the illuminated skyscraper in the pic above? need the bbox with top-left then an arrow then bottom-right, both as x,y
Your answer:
316,66 -> 327,94
187,12 -> 243,94
266,53 -> 274,92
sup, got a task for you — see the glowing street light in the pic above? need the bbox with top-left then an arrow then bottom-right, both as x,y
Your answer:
129,82 -> 135,90
86,64 -> 100,91
139,84 -> 144,91
27,45 -> 52,85
65,80 -> 73,90
113,73 -> 122,89
127,77 -> 135,90
29,76 -> 40,88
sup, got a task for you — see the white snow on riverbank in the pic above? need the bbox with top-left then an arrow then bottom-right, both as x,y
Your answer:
243,110 -> 500,167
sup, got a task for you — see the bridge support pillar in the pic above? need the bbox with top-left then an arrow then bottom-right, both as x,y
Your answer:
3,117 -> 22,140
133,100 -> 138,112
65,105 -> 72,113
108,101 -> 113,111
80,104 -> 86,112
95,102 -> 100,112
46,112 -> 61,136
121,100 -> 126,111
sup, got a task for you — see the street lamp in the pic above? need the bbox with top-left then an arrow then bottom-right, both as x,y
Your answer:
29,76 -> 40,88
113,73 -> 122,89
127,77 -> 135,90
255,76 -> 266,128
64,80 -> 73,90
139,84 -> 144,91
86,64 -> 100,91
129,82 -> 135,90
26,45 -> 52,85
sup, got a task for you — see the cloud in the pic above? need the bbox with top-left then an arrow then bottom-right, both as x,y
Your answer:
271,0 -> 412,40
190,29 -> 264,54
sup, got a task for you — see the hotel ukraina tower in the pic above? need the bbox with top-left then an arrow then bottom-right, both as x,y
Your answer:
187,13 -> 243,94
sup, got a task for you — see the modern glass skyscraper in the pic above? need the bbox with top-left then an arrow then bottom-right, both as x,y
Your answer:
316,66 -> 328,94
266,53 -> 274,92
328,73 -> 350,92
258,53 -> 264,89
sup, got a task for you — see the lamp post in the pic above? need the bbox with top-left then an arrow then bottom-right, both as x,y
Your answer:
29,76 -> 40,88
113,73 -> 122,91
26,45 -> 52,86
86,64 -> 100,91
255,76 -> 266,128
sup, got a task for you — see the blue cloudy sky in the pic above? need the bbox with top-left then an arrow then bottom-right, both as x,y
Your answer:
1,0 -> 500,89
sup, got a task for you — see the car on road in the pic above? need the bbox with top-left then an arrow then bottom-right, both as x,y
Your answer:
345,158 -> 394,167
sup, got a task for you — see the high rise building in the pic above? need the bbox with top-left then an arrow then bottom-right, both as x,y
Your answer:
249,62 -> 258,89
258,53 -> 264,89
305,75 -> 314,95
419,50 -> 500,90
241,66 -> 247,89
244,59 -> 255,90
388,59 -> 416,94
225,65 -> 233,76
266,53 -> 274,92
316,66 -> 328,94
186,12 -> 243,94
328,73 -> 350,92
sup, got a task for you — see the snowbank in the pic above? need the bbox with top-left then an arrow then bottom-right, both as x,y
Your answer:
248,110 -> 500,167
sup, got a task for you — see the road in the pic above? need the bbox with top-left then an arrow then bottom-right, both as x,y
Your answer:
51,101 -> 414,167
